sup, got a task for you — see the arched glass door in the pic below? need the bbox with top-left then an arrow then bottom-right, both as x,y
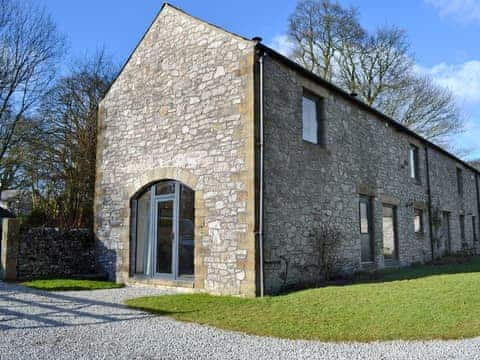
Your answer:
131,180 -> 194,279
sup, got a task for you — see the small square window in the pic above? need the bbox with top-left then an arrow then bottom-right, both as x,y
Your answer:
302,91 -> 324,145
414,208 -> 423,234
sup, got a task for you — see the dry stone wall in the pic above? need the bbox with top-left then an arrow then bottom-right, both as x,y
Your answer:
8,227 -> 95,280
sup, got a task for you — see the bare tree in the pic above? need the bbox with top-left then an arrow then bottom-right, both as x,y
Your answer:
26,50 -> 116,229
288,0 -> 363,81
378,74 -> 463,145
0,0 -> 64,191
288,0 -> 466,152
337,26 -> 412,107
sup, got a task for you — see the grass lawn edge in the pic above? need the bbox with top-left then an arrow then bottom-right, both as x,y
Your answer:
125,258 -> 480,343
21,278 -> 125,291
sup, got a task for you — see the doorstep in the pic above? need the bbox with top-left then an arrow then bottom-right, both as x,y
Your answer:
126,276 -> 195,291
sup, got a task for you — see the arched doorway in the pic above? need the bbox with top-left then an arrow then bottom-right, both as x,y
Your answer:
131,180 -> 194,279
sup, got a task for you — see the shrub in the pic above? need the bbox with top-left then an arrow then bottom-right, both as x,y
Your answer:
22,208 -> 53,228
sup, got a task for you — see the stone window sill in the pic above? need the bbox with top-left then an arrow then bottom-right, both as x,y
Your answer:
301,140 -> 330,155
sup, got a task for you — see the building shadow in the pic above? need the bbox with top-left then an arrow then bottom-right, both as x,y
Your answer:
276,256 -> 480,295
0,282 -> 171,331
95,235 -> 118,281
348,256 -> 480,286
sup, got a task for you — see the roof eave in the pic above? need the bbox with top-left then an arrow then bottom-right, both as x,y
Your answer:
256,43 -> 479,176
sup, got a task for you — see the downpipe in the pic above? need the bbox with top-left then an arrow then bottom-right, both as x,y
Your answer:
425,146 -> 435,262
258,52 -> 265,297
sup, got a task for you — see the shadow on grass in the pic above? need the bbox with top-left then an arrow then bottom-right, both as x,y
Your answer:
278,256 -> 480,295
20,279 -> 124,292
0,282 -> 152,331
23,285 -> 124,292
353,255 -> 480,285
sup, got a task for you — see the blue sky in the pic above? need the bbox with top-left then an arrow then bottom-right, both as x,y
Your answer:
37,0 -> 480,159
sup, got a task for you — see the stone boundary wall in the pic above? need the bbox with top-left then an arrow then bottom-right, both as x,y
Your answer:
1,219 -> 95,281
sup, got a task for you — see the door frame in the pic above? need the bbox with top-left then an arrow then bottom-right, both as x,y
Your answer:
359,195 -> 374,263
132,181 -> 193,280
151,182 -> 183,279
442,211 -> 451,253
382,203 -> 399,262
152,194 -> 176,278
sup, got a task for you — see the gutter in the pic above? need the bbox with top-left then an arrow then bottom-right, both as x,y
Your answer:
425,146 -> 435,261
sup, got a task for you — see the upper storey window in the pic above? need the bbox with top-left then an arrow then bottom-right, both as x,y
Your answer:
302,90 -> 324,145
409,144 -> 420,182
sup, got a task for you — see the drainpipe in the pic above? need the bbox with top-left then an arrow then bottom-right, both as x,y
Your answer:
258,52 -> 265,297
425,146 -> 435,261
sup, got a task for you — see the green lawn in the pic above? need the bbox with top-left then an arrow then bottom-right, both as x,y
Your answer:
21,278 -> 124,291
126,257 -> 480,342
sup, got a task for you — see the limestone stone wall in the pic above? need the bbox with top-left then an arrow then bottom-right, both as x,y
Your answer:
262,55 -> 480,294
429,152 -> 479,254
94,5 -> 257,296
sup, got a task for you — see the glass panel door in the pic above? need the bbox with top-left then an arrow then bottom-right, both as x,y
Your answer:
442,212 -> 451,253
132,181 -> 195,280
383,205 -> 398,261
178,185 -> 195,276
155,199 -> 174,275
360,196 -> 374,262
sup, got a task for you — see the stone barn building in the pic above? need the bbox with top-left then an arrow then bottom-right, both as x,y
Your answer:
94,3 -> 480,296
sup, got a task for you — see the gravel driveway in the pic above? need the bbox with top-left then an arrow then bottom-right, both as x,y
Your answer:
1,281 -> 479,359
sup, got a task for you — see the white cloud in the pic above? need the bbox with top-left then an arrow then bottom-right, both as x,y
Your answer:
268,34 -> 294,57
416,60 -> 480,104
417,59 -> 480,157
456,119 -> 480,159
425,0 -> 480,23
